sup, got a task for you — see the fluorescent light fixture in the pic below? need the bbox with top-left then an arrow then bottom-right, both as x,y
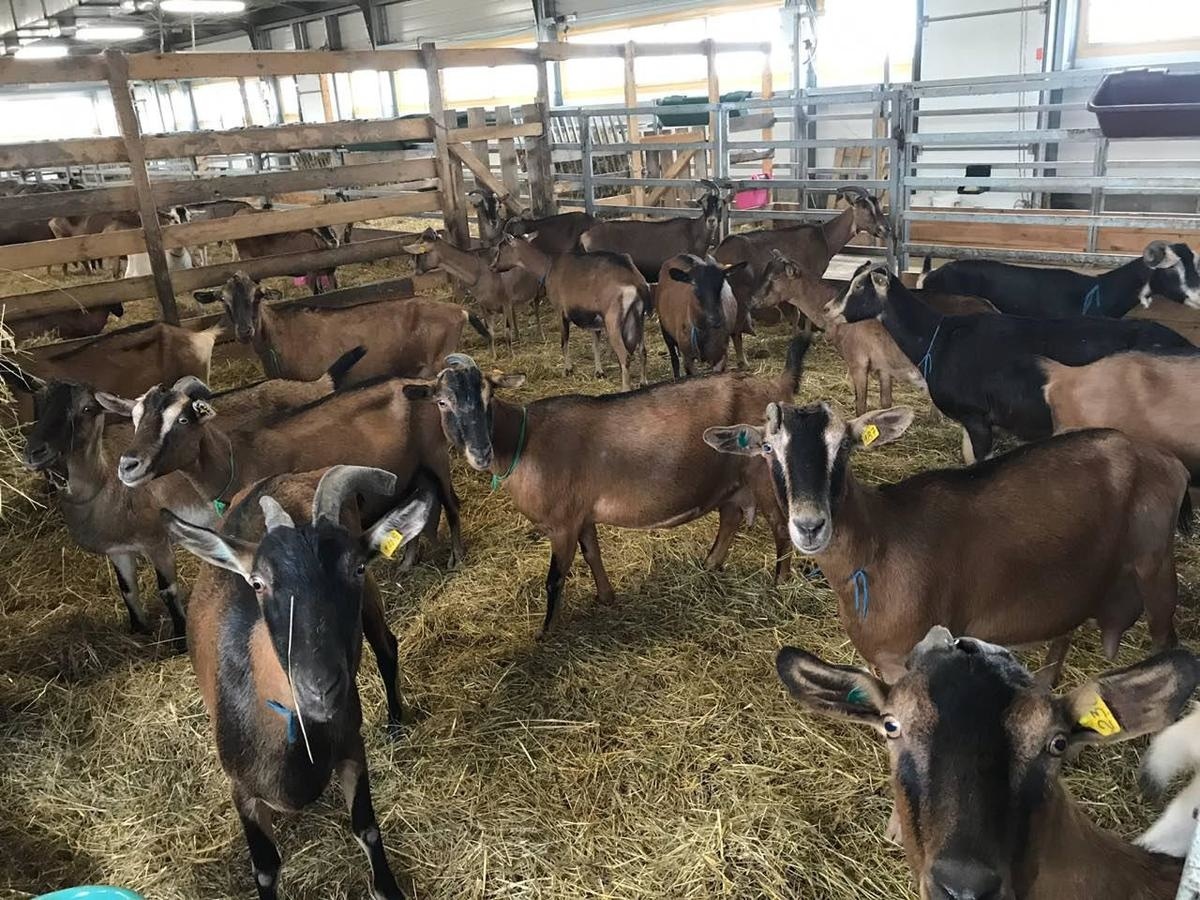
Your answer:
14,42 -> 69,58
76,25 -> 146,41
159,0 -> 246,13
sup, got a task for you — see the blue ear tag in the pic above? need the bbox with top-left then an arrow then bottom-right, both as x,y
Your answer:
265,699 -> 298,744
212,499 -> 227,515
846,685 -> 869,706
737,429 -> 750,449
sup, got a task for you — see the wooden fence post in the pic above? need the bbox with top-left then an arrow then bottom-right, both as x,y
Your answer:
105,49 -> 179,325
495,105 -> 522,204
623,42 -> 644,211
705,39 -> 720,179
522,101 -> 555,217
422,42 -> 470,247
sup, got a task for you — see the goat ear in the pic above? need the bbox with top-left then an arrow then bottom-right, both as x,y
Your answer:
95,391 -> 135,417
703,423 -> 765,456
1145,241 -> 1180,269
847,407 -> 913,449
402,382 -> 435,401
488,371 -> 527,390
259,288 -> 282,302
191,399 -> 217,421
870,269 -> 890,293
161,509 -> 258,581
0,366 -> 46,395
1064,649 -> 1200,749
363,488 -> 435,560
776,647 -> 889,731
668,267 -> 692,284
723,260 -> 749,277
192,289 -> 221,304
403,242 -> 431,255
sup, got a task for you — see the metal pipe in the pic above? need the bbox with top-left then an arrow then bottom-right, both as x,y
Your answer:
904,210 -> 1200,230
906,243 -> 1139,268
923,3 -> 1047,25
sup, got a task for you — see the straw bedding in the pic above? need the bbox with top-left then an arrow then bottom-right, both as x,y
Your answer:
1,243 -> 1199,900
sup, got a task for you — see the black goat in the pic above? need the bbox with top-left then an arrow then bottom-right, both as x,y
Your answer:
921,241 -> 1200,318
827,263 -> 1195,462
165,465 -> 432,900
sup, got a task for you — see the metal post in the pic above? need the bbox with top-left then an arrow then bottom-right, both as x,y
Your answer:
580,113 -> 595,217
888,88 -> 904,271
1088,137 -> 1108,255
714,104 -> 730,239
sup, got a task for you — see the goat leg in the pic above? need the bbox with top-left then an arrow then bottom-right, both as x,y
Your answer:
1035,634 -> 1073,690
591,331 -> 607,381
960,416 -> 993,465
578,523 -> 616,605
508,301 -> 519,348
148,543 -> 187,650
432,464 -> 466,569
731,332 -> 748,370
560,315 -> 573,375
704,502 -> 744,571
663,327 -> 682,381
233,788 -> 282,900
879,370 -> 894,411
850,364 -> 869,418
110,552 -> 152,634
542,531 -> 580,638
339,742 -> 406,899
362,579 -> 407,733
639,335 -> 648,387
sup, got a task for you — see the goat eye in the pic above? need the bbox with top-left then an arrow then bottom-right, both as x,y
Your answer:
882,716 -> 902,738
250,577 -> 266,593
355,561 -> 366,576
177,415 -> 189,425
1047,734 -> 1069,756
436,398 -> 451,410
761,442 -> 772,454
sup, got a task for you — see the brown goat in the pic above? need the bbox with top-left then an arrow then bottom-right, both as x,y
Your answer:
492,234 -> 649,390
714,188 -> 891,356
228,206 -> 341,294
103,375 -> 465,568
504,210 -> 597,255
654,254 -> 744,378
194,271 -> 490,384
705,403 -> 1188,685
750,252 -> 923,415
9,303 -> 124,343
2,321 -> 219,423
406,228 -> 541,352
401,343 -> 809,635
1041,352 -> 1200,479
578,182 -> 727,281
777,627 -> 1197,900
165,465 -> 431,899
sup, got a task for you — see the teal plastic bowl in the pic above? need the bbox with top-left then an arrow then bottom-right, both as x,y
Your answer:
37,889 -> 144,900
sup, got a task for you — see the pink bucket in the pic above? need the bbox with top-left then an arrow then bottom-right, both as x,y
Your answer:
733,172 -> 771,210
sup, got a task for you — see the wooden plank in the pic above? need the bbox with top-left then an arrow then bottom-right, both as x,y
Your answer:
523,103 -> 555,217
761,55 -> 774,177
466,106 -> 489,237
0,136 -> 126,170
128,49 -> 423,81
448,121 -> 542,143
645,150 -> 699,207
449,143 -> 524,216
495,105 -> 521,202
641,130 -> 706,144
163,192 -> 441,248
624,42 -> 644,210
152,158 -> 437,206
107,50 -> 179,324
0,55 -> 109,86
705,39 -> 720,179
0,184 -> 137,222
142,117 -> 433,160
0,227 -> 144,272
537,41 -> 772,61
1,233 -> 432,318
422,43 -> 470,248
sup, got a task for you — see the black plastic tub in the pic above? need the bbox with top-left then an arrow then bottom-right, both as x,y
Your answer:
655,91 -> 751,127
1088,69 -> 1200,138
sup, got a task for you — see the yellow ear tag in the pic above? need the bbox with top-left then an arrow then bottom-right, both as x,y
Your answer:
861,424 -> 881,447
379,529 -> 405,560
1078,694 -> 1121,737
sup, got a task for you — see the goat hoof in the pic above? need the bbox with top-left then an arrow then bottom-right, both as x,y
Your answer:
594,371 -> 606,380
168,633 -> 188,655
129,618 -> 153,636
597,592 -> 617,606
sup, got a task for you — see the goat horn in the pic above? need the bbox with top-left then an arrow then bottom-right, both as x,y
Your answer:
260,496 -> 295,532
311,465 -> 399,527
443,353 -> 478,371
172,375 -> 212,399
837,185 -> 869,199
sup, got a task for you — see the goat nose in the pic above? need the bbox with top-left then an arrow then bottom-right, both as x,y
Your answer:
794,517 -> 826,539
23,442 -> 52,469
930,859 -> 1003,900
118,455 -> 146,483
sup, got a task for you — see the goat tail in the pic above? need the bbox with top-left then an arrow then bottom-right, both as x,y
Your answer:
326,346 -> 366,389
637,273 -> 655,318
466,311 -> 493,343
1139,704 -> 1200,799
778,333 -> 814,397
1178,491 -> 1194,537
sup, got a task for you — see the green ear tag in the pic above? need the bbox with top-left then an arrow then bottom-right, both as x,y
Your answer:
737,429 -> 750,449
846,685 -> 868,706
491,473 -> 502,491
213,499 -> 227,515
